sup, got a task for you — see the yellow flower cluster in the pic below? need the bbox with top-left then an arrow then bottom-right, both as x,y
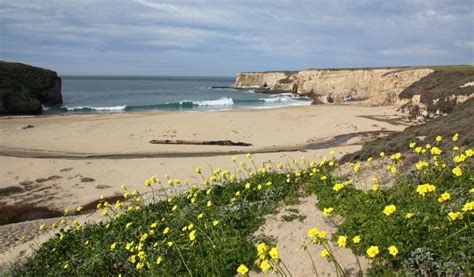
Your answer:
416,183 -> 436,197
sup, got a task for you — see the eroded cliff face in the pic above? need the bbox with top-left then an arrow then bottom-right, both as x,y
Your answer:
0,61 -> 62,115
235,68 -> 433,106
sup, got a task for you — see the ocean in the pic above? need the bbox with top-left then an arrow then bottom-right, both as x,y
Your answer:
43,76 -> 311,114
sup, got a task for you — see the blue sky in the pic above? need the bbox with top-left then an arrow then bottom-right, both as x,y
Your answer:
0,0 -> 473,76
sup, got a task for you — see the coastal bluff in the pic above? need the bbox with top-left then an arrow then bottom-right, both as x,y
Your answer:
0,61 -> 62,115
234,67 -> 434,106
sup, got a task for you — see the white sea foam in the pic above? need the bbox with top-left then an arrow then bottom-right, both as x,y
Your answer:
193,97 -> 234,106
262,95 -> 310,103
65,105 -> 127,111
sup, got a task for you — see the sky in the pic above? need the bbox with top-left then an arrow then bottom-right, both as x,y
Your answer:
0,0 -> 473,76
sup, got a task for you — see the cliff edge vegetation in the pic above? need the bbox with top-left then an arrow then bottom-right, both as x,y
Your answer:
0,61 -> 62,115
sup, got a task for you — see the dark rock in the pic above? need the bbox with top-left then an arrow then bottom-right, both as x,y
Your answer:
0,186 -> 25,197
0,61 -> 62,115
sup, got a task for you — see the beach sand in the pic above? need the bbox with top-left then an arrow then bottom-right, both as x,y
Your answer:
0,105 -> 409,274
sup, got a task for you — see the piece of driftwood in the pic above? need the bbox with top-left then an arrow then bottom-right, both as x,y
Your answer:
149,139 -> 252,146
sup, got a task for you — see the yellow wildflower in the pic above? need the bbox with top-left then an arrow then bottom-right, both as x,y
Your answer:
257,242 -> 268,256
237,264 -> 249,275
383,205 -> 397,216
452,167 -> 462,177
162,227 -> 170,235
156,256 -> 163,265
380,152 -> 385,158
462,201 -> 474,212
39,224 -> 46,230
260,259 -> 271,272
353,236 -> 361,244
353,163 -> 361,173
125,222 -> 133,229
430,147 -> 442,156
257,184 -> 262,190
453,146 -> 459,151
337,236 -> 347,248
452,133 -> 459,141
438,192 -> 451,203
466,149 -> 473,157
246,153 -> 253,161
320,175 -> 327,181
390,152 -> 402,160
453,154 -> 466,163
409,142 -> 416,148
269,247 -> 279,260
189,230 -> 196,241
129,255 -> 136,263
167,241 -> 174,247
415,147 -> 423,153
372,184 -> 380,191
171,205 -> 178,212
388,245 -> 398,256
308,228 -> 319,238
319,230 -> 327,239
320,249 -> 329,257
435,135 -> 442,142
110,242 -> 117,250
405,213 -> 414,219
197,213 -> 204,219
448,211 -> 463,221
333,183 -> 345,192
416,161 -> 429,170
323,207 -> 334,217
366,245 -> 380,258
63,263 -> 69,269
213,220 -> 219,226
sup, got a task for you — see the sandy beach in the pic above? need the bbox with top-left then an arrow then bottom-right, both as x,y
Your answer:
0,104 -> 409,273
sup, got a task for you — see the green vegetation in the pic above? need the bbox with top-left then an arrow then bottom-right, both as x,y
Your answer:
343,99 -> 474,163
0,61 -> 57,91
13,136 -> 473,276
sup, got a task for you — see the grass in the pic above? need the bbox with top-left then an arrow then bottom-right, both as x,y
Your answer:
11,136 -> 474,276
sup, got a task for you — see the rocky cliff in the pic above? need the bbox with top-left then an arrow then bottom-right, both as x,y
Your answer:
235,68 -> 434,106
0,61 -> 62,115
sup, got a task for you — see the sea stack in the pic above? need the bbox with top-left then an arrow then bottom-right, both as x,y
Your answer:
0,61 -> 62,115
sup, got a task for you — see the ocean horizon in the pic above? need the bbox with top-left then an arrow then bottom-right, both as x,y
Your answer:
44,75 -> 311,114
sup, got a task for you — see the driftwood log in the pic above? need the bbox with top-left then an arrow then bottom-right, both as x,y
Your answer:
149,139 -> 252,147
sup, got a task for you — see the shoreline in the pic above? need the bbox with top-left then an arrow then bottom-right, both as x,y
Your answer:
0,104 -> 410,223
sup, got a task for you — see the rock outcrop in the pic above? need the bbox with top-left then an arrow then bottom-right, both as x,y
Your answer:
0,61 -> 62,115
235,68 -> 434,106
